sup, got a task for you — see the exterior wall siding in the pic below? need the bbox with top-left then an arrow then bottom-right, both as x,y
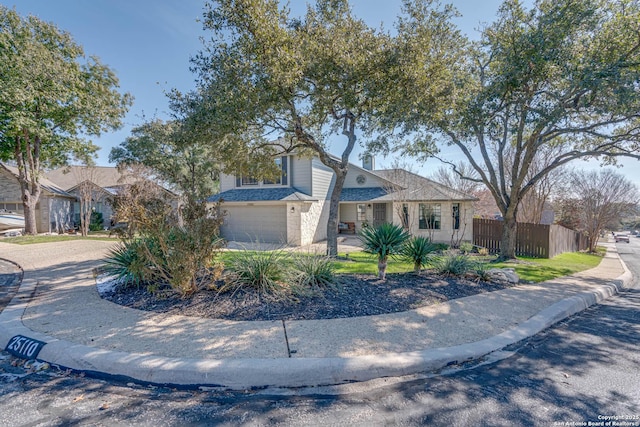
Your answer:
391,201 -> 474,244
291,156 -> 312,194
343,168 -> 387,188
219,173 -> 236,192
311,158 -> 335,199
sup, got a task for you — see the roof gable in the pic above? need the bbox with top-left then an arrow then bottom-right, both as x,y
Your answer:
1,163 -> 75,198
372,169 -> 478,201
45,166 -> 137,191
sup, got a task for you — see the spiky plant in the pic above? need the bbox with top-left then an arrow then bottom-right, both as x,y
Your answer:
358,223 -> 410,280
103,239 -> 150,287
401,236 -> 438,273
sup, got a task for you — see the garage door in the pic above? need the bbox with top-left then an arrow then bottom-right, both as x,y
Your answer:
220,205 -> 287,243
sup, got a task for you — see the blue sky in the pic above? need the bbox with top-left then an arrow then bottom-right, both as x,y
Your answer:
4,0 -> 640,185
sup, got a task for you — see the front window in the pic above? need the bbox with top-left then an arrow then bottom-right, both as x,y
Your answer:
419,203 -> 441,229
357,204 -> 366,221
241,176 -> 259,186
452,203 -> 460,230
237,156 -> 288,187
263,157 -> 283,185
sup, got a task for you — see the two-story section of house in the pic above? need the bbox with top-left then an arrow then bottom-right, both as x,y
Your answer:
208,154 -> 477,246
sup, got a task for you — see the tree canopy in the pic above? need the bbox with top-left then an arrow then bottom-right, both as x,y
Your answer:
0,6 -> 131,233
177,0 -> 460,255
373,0 -> 640,259
557,169 -> 639,252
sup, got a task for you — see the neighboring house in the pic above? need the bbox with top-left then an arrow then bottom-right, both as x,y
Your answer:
0,163 -> 76,233
208,155 -> 477,246
46,166 -> 178,228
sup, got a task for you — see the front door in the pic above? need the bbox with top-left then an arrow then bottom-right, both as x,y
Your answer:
373,203 -> 386,227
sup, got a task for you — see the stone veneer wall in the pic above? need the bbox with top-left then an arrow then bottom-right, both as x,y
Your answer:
298,200 -> 329,245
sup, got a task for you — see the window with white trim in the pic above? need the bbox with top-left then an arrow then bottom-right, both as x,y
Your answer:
237,156 -> 288,187
419,203 -> 441,230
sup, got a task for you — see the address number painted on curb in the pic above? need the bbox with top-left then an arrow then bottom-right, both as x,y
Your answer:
5,335 -> 46,359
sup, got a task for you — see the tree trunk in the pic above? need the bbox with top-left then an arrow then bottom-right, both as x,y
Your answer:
22,198 -> 38,235
326,169 -> 347,257
14,134 -> 43,235
378,257 -> 387,280
500,212 -> 518,260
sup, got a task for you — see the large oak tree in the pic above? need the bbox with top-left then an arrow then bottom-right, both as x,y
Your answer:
375,0 -> 640,259
0,7 -> 131,233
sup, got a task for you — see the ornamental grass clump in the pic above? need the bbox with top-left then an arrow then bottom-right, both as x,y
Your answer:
290,254 -> 338,293
401,236 -> 438,273
432,250 -> 477,277
358,223 -> 410,280
226,249 -> 290,294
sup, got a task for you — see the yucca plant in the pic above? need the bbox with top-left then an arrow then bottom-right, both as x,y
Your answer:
358,223 -> 410,280
103,239 -> 151,287
401,236 -> 438,273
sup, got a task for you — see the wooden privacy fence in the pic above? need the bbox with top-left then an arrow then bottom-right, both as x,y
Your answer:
473,218 -> 589,258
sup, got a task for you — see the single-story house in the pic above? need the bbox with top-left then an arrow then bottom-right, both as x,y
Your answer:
0,163 -> 76,233
208,155 -> 477,246
46,166 -> 179,228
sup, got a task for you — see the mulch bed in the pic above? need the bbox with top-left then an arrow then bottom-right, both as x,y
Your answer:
102,273 -> 515,321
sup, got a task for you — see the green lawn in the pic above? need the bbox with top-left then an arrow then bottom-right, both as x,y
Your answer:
1,234 -> 117,245
333,251 -> 415,274
491,251 -> 603,282
216,248 -> 605,283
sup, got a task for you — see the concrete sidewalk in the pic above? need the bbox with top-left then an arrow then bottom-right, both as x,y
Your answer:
0,239 -> 633,390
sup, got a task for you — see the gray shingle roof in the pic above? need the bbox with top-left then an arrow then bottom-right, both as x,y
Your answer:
45,166 -> 137,190
372,169 -> 478,201
339,187 -> 390,201
208,187 -> 317,203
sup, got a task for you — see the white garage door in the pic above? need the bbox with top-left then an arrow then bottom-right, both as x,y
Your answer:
221,205 -> 287,243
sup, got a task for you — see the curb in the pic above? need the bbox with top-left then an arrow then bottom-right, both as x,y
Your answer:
0,252 -> 633,390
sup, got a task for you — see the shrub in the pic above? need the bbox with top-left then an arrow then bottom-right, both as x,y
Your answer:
89,211 -> 105,232
290,254 -> 338,292
109,195 -> 226,297
401,236 -> 438,272
459,241 -> 474,254
147,221 -> 225,296
432,250 -> 477,276
226,249 -> 290,294
358,223 -> 410,280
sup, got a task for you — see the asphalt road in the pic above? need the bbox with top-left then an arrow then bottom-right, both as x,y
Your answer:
0,240 -> 638,426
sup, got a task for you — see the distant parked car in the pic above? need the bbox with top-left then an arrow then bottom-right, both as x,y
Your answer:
614,233 -> 630,243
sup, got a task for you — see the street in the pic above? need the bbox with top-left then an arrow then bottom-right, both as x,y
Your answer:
0,239 -> 638,426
